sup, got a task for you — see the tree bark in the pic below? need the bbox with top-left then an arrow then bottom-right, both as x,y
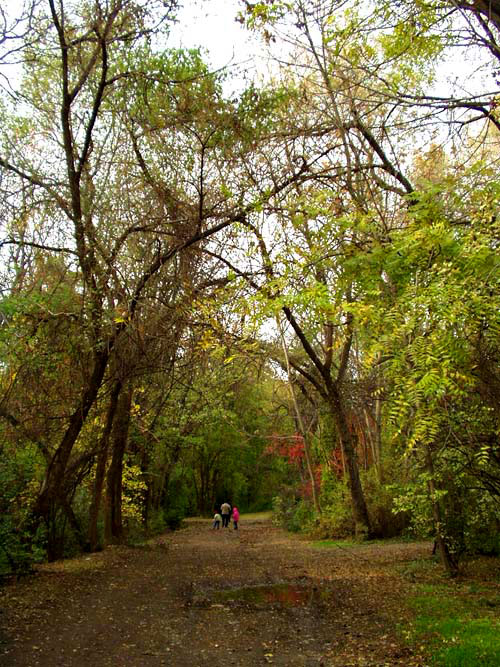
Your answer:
36,346 -> 112,558
277,318 -> 321,514
328,385 -> 372,538
374,386 -> 384,483
88,380 -> 122,551
425,445 -> 458,577
105,383 -> 133,544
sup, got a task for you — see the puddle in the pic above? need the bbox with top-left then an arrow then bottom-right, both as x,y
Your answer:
212,583 -> 332,608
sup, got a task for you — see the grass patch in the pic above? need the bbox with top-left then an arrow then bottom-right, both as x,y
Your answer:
402,562 -> 500,666
38,552 -> 106,574
241,511 -> 272,521
311,539 -> 359,549
310,536 -> 414,549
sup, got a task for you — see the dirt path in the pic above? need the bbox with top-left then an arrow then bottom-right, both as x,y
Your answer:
0,518 -> 429,666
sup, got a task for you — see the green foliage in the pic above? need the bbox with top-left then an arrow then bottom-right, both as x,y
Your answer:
317,469 -> 408,539
376,0 -> 448,69
163,465 -> 191,517
238,1 -> 292,33
122,461 -> 148,527
145,509 -> 168,535
394,469 -> 500,558
163,508 -> 185,531
316,473 -> 355,538
271,495 -> 315,533
0,440 -> 46,575
392,479 -> 435,539
2,0 -> 500,575
362,468 -> 410,538
351,170 -> 500,563
288,499 -> 316,533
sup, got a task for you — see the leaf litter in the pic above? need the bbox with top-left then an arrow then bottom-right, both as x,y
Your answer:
0,518 -> 432,666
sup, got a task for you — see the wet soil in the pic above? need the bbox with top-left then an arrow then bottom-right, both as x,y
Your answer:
0,517 -> 430,666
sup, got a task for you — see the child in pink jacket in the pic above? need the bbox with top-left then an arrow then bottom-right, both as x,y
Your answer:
232,506 -> 240,530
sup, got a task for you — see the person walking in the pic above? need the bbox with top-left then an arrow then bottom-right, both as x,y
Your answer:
232,506 -> 240,530
221,501 -> 231,528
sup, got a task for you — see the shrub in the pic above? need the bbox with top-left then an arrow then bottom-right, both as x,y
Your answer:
313,467 -> 409,539
361,468 -> 410,538
271,495 -> 315,532
163,508 -> 185,531
287,499 -> 315,532
393,469 -> 500,559
0,441 -> 46,576
316,474 -> 354,538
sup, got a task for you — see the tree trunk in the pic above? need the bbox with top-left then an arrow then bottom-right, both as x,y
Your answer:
89,380 -> 122,551
425,445 -> 459,577
61,497 -> 87,552
364,404 -> 383,484
277,318 -> 321,514
374,388 -> 384,483
329,387 -> 372,538
35,346 -> 111,523
141,444 -> 152,530
105,384 -> 133,544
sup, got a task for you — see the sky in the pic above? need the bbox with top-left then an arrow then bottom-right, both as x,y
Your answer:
171,0 -> 258,69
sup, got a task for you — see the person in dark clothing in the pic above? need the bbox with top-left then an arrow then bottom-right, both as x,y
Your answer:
221,502 -> 231,527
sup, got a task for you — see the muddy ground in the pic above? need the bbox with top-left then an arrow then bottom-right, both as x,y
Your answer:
0,517 -> 431,666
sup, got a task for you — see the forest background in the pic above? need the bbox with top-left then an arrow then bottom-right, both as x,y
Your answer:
0,0 -> 499,579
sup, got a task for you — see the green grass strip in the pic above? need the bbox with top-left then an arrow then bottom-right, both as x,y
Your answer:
409,589 -> 500,666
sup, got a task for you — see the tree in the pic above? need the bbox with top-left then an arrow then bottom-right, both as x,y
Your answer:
1,0 -> 317,557
237,0 -> 500,561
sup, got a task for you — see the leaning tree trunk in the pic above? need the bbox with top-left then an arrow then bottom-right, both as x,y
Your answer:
88,380 -> 122,551
328,386 -> 372,538
277,318 -> 322,514
38,347 -> 112,558
105,384 -> 133,544
374,386 -> 384,483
